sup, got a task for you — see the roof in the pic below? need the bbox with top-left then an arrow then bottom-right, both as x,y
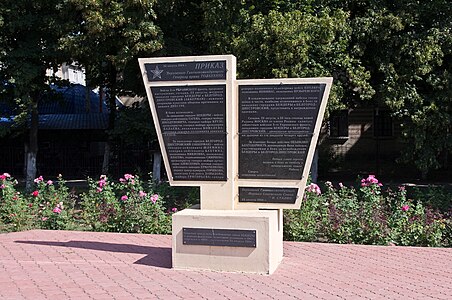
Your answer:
40,84 -> 108,114
0,84 -> 121,130
38,113 -> 108,130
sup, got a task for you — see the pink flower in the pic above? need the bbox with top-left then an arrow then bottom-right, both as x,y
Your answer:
124,174 -> 134,180
139,191 -> 147,198
98,179 -> 106,188
96,187 -> 102,193
401,205 -> 410,212
34,176 -> 43,183
1,173 -> 11,180
339,182 -> 344,188
53,207 -> 62,214
41,217 -> 48,221
0,184 -> 4,189
32,190 -> 39,197
398,186 -> 406,192
121,195 -> 128,201
28,203 -> 33,207
47,180 -> 53,185
306,183 -> 321,195
171,207 -> 178,213
119,178 -> 126,183
361,175 -> 383,187
150,194 -> 159,203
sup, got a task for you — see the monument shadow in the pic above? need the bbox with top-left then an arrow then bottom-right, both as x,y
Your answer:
15,240 -> 172,268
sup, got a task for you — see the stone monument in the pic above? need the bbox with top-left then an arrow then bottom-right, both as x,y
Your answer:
139,55 -> 332,274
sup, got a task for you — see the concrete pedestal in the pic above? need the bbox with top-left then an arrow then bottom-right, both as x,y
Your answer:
172,208 -> 283,274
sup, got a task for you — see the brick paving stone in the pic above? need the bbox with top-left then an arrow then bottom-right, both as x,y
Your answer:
1,230 -> 451,299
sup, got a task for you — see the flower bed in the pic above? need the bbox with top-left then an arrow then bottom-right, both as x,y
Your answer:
0,173 -> 174,234
1,172 -> 450,247
284,176 -> 451,247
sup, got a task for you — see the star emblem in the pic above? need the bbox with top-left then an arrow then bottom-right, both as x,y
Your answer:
150,65 -> 164,79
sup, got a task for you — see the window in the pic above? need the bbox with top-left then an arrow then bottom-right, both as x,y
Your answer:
374,109 -> 393,137
329,110 -> 349,138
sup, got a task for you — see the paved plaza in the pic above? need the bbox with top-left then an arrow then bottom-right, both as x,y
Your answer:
0,230 -> 451,299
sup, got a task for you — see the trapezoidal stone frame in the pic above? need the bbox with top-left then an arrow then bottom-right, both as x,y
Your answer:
234,78 -> 332,210
138,55 -> 237,210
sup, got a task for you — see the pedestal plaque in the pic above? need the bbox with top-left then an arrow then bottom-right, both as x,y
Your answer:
239,187 -> 298,204
183,228 -> 256,247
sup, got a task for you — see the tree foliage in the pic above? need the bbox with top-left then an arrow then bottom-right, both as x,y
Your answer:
199,1 -> 374,112
344,0 -> 452,175
0,0 -> 71,126
0,0 -> 73,189
60,0 -> 163,119
1,0 -> 450,178
197,0 -> 451,175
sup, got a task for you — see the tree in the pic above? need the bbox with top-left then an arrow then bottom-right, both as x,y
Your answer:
0,1 -> 72,190
198,1 -> 374,113
328,0 -> 452,176
60,0 -> 163,174
198,0 -> 452,177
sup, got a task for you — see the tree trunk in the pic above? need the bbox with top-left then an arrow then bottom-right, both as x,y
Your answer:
310,147 -> 319,183
101,142 -> 110,175
152,151 -> 162,182
100,66 -> 118,175
25,100 -> 39,192
85,81 -> 91,113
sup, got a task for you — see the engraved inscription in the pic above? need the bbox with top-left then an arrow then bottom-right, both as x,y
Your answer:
239,84 -> 325,179
145,60 -> 227,82
151,85 -> 227,181
239,187 -> 298,204
183,228 -> 257,248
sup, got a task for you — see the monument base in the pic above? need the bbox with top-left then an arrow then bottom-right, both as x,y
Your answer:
172,208 -> 283,275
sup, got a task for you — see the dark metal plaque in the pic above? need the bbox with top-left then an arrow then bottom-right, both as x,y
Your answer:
151,85 -> 227,181
145,60 -> 227,82
239,187 -> 298,204
238,84 -> 325,179
183,228 -> 256,248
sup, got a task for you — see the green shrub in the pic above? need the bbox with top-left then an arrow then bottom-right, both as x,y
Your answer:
284,175 -> 451,247
81,174 -> 172,234
284,185 -> 327,242
0,173 -> 33,231
31,175 -> 77,230
151,180 -> 199,210
412,186 -> 452,213
1,171 -> 450,247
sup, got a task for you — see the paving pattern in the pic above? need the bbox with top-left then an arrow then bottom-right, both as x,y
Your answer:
0,230 -> 451,299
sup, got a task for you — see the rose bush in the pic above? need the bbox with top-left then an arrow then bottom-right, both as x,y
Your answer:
0,173 -> 32,231
81,174 -> 172,234
284,175 -> 451,247
1,171 -> 450,247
